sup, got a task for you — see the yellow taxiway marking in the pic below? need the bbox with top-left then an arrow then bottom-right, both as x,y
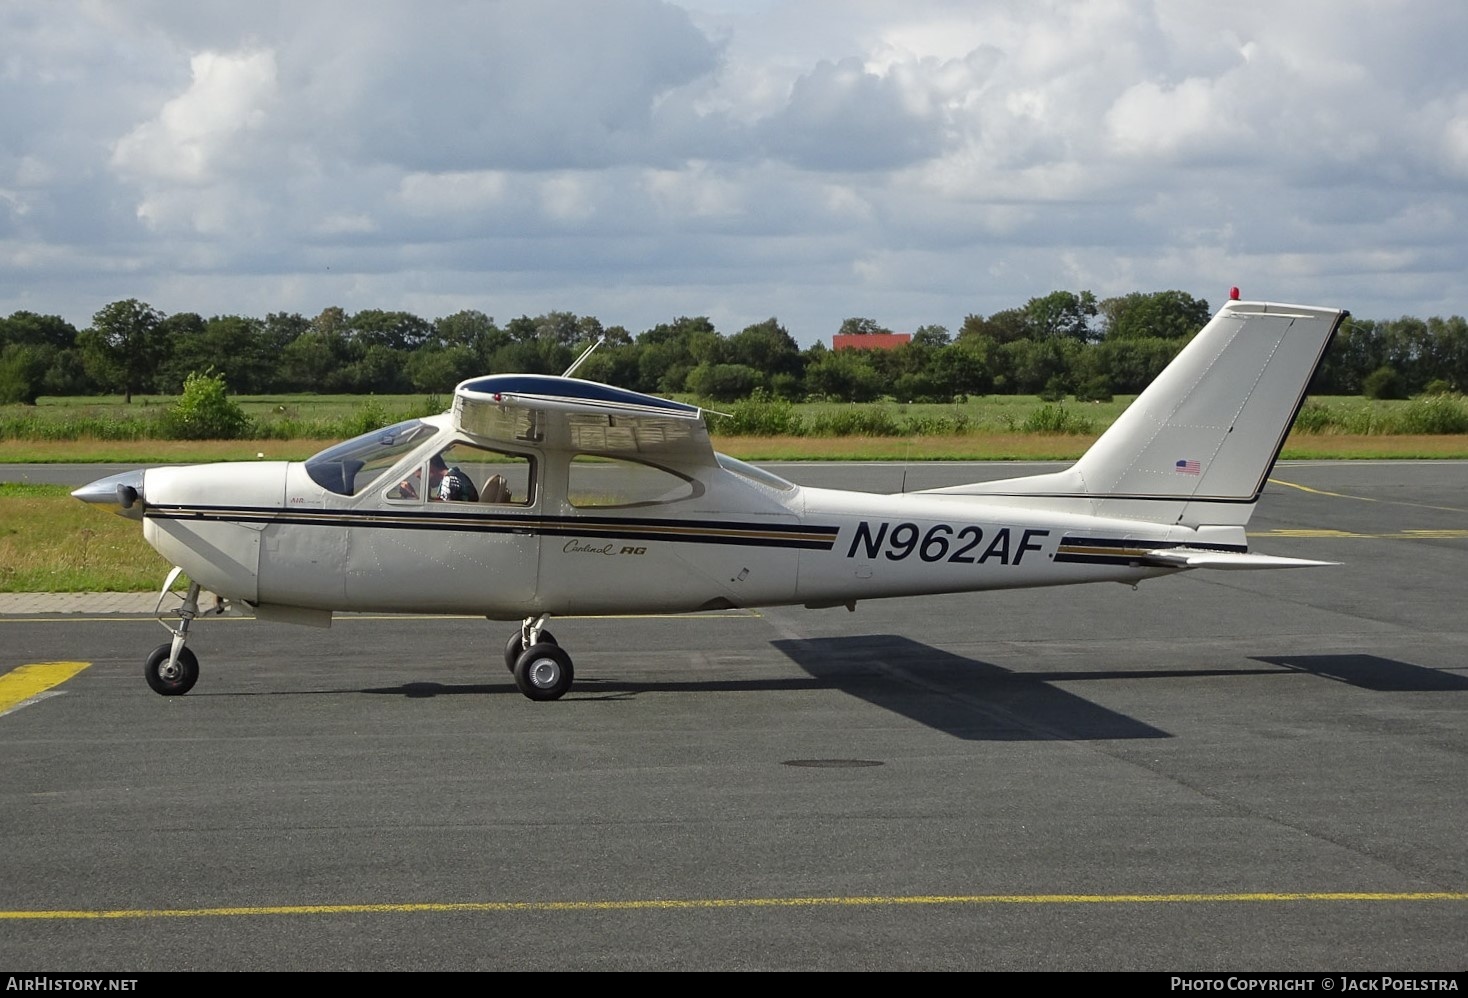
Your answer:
0,661 -> 90,713
2,891 -> 1464,921
1251,529 -> 1468,539
1269,477 -> 1468,515
0,611 -> 764,625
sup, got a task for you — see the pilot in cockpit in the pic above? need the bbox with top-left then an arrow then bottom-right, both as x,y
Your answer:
396,452 -> 479,502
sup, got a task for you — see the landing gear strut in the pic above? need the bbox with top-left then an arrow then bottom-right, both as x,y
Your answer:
504,614 -> 573,701
145,568 -> 203,696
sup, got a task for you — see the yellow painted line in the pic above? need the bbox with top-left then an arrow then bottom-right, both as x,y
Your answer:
265,610 -> 763,622
2,890 -> 1464,921
1269,477 -> 1468,514
0,611 -> 764,625
0,617 -> 237,625
1251,529 -> 1468,539
0,661 -> 90,713
1254,528 -> 1359,537
1269,478 -> 1382,502
560,610 -> 763,621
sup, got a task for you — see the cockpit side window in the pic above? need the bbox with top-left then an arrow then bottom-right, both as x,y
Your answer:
385,442 -> 536,506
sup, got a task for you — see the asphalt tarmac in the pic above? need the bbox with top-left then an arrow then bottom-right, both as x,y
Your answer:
1,461 -> 1465,972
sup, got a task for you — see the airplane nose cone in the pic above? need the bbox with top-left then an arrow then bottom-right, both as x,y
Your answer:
71,469 -> 147,520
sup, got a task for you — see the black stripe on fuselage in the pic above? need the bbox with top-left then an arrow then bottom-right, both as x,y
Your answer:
1054,535 -> 1248,566
144,505 -> 841,551
961,491 -> 1263,504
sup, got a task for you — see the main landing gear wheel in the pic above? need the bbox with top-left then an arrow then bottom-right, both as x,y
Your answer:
145,644 -> 199,696
512,643 -> 574,701
503,629 -> 556,672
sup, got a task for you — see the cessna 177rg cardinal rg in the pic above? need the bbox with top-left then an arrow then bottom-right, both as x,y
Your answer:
73,296 -> 1348,701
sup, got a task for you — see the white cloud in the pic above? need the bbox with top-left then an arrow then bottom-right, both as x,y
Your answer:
540,174 -> 598,223
397,171 -> 510,216
313,213 -> 377,236
111,49 -> 277,185
1105,77 -> 1252,160
1438,97 -> 1468,180
1,0 -> 1466,339
642,164 -> 744,219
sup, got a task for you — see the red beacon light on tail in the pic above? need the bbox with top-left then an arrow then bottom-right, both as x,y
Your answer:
1230,286 -> 1241,300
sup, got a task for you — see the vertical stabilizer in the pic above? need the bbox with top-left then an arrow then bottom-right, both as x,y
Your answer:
1072,300 -> 1347,510
923,300 -> 1348,527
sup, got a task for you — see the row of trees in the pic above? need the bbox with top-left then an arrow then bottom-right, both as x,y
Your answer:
2,291 -> 1465,405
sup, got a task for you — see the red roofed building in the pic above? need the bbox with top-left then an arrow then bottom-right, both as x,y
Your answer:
832,332 -> 911,351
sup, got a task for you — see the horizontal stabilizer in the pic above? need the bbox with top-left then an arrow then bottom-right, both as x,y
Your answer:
1140,549 -> 1338,570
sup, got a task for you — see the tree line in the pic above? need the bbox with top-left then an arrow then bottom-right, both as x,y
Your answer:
2,290 -> 1465,406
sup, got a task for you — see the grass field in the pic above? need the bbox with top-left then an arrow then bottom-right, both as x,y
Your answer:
0,483 -> 166,592
3,392 -> 1466,593
2,430 -> 1466,464
7,391 -> 1462,451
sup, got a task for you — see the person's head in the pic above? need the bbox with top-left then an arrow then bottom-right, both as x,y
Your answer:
429,453 -> 448,482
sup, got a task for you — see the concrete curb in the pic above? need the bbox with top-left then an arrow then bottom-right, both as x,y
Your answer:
0,592 -> 224,615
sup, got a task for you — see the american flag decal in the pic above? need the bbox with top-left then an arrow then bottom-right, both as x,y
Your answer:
1175,458 -> 1201,475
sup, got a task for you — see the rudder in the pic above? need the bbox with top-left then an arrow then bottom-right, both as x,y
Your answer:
922,299 -> 1348,528
1072,300 -> 1347,511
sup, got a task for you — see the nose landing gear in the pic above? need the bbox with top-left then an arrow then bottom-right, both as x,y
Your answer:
144,568 -> 204,696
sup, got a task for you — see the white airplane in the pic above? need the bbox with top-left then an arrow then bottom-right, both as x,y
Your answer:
74,296 -> 1348,702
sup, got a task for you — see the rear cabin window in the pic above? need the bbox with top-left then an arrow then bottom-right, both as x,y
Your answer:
567,455 -> 700,508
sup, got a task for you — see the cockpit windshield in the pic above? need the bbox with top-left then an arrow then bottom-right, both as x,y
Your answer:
305,419 -> 438,496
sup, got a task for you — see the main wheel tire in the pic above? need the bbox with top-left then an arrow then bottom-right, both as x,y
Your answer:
512,643 -> 573,701
144,644 -> 199,696
503,629 -> 556,671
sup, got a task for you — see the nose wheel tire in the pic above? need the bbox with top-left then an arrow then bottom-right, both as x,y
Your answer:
144,644 -> 199,696
504,629 -> 556,672
512,643 -> 573,701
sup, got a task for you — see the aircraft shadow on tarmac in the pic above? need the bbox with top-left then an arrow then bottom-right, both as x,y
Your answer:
772,637 -> 1468,741
362,676 -> 842,700
354,639 -> 1172,742
363,659 -> 1170,741
346,644 -> 1463,742
1253,654 -> 1468,692
771,634 -> 1175,742
340,665 -> 1167,747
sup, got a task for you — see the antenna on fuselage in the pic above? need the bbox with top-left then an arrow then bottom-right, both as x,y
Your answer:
561,336 -> 605,377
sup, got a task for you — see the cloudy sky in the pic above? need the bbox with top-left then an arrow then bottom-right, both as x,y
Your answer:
4,0 -> 1467,346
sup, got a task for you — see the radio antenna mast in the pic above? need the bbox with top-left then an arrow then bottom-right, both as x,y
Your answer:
561,336 -> 605,377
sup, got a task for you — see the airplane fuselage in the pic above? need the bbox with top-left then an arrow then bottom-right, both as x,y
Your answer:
136,450 -> 1213,622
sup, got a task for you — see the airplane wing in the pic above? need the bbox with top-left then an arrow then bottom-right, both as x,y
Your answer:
453,374 -> 720,467
1139,548 -> 1338,570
